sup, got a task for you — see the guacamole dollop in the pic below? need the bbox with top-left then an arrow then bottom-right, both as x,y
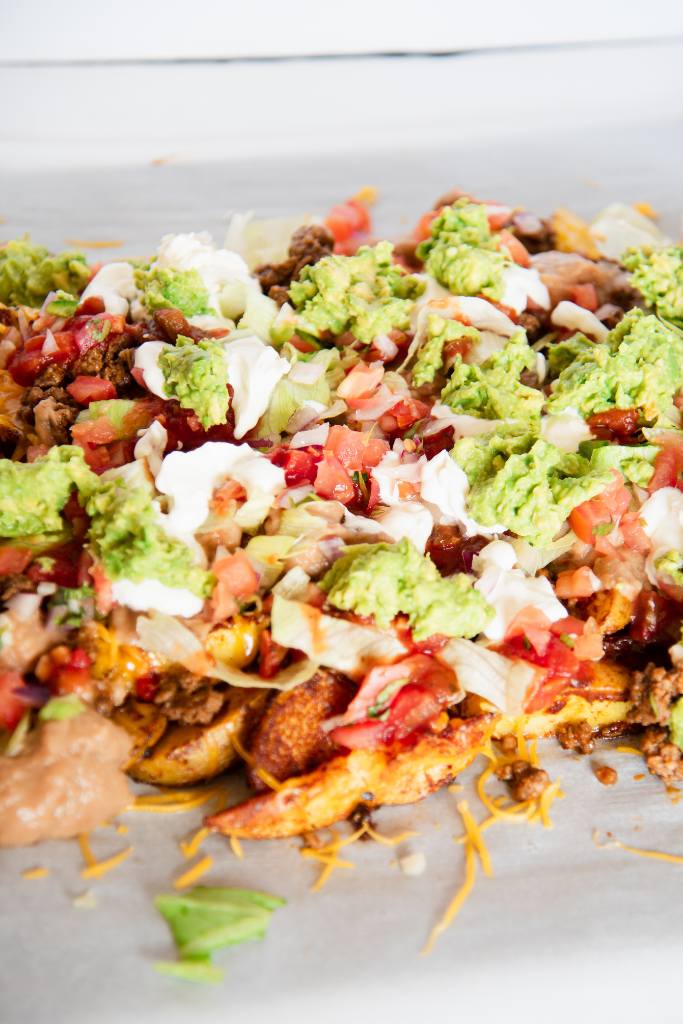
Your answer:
284,241 -> 424,345
0,238 -> 90,308
547,309 -> 683,422
85,473 -> 213,598
416,199 -> 508,300
321,538 -> 492,641
440,332 -> 543,422
136,267 -> 212,318
159,335 -> 229,429
452,430 -> 614,547
622,245 -> 683,325
412,314 -> 480,387
0,446 -> 97,537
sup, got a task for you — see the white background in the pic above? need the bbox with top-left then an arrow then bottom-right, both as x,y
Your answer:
2,0 -> 683,62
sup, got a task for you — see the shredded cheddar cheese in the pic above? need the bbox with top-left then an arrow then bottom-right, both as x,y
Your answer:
229,835 -> 244,860
129,783 -> 226,814
616,746 -> 642,756
78,833 -> 97,868
230,731 -> 283,791
363,824 -> 419,847
594,830 -> 683,864
65,238 -> 125,249
423,840 -> 476,955
180,826 -> 209,860
22,867 -> 50,880
173,855 -> 214,890
456,800 -> 492,878
81,846 -> 133,880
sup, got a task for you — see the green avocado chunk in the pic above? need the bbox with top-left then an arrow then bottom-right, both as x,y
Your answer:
159,335 -> 229,429
321,538 -> 492,641
0,446 -> 97,538
0,238 -> 90,308
622,245 -> 683,325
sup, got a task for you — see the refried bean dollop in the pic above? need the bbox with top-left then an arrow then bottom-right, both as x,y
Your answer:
0,709 -> 132,847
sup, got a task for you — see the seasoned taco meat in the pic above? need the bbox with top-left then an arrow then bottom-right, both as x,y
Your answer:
256,224 -> 335,304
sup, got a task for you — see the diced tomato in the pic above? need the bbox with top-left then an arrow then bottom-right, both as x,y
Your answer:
0,546 -> 32,576
648,440 -> 683,493
53,666 -> 93,696
587,407 -> 640,441
325,200 -> 372,243
549,615 -> 587,636
619,510 -> 651,553
569,472 -> 631,553
72,313 -> 126,355
0,671 -> 27,731
27,542 -> 82,588
486,206 -> 513,231
212,550 -> 259,598
380,396 -> 430,432
337,361 -> 384,404
554,566 -> 600,599
90,562 -> 113,615
135,673 -> 159,702
324,425 -> 389,473
68,648 -> 92,670
570,283 -> 599,311
502,633 -> 582,681
337,653 -> 456,728
499,230 -> 531,268
66,375 -> 117,404
572,628 -> 604,661
270,447 -> 320,486
414,209 -> 439,242
258,629 -> 288,679
504,607 -> 553,656
328,719 -> 385,749
314,452 -> 356,504
75,296 -> 105,316
7,343 -> 49,386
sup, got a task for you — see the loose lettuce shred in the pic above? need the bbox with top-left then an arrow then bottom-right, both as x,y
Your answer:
154,886 -> 285,983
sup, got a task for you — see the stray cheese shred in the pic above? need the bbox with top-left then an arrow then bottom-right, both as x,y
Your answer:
81,846 -> 133,880
615,746 -> 643,756
423,840 -> 476,955
594,830 -> 683,864
230,731 -> 283,791
173,855 -> 214,889
229,835 -> 244,860
78,833 -> 97,868
129,784 -> 226,814
22,867 -> 50,880
180,826 -> 209,860
456,800 -> 492,878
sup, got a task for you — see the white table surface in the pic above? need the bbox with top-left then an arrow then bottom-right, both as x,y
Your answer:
1,41 -> 683,1024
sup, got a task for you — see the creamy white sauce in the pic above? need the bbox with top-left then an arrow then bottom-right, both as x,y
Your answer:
155,441 -> 286,537
153,232 -> 253,317
500,264 -> 550,315
551,300 -> 609,341
473,540 -> 567,641
80,262 -> 137,316
133,341 -> 171,398
374,502 -> 434,552
638,487 -> 683,585
420,449 -> 502,536
111,578 -> 203,618
134,420 -> 168,477
222,335 -> 290,438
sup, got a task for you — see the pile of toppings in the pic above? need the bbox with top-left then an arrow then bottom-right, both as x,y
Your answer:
0,188 -> 683,790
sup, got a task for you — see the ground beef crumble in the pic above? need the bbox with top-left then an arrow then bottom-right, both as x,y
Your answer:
256,224 -> 335,305
153,668 -> 226,726
556,720 -> 595,755
496,759 -> 550,801
628,664 -> 683,782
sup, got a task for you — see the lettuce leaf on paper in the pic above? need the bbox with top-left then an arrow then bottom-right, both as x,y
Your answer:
155,886 -> 285,983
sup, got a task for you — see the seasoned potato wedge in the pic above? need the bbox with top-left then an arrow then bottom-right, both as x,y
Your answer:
128,688 -> 269,787
111,700 -> 168,770
207,715 -> 494,840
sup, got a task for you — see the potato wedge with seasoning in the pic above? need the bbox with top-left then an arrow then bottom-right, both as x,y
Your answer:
110,700 -> 168,769
128,688 -> 269,787
206,715 -> 494,840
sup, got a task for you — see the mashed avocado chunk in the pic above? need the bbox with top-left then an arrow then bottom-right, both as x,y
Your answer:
669,697 -> 683,751
452,431 -> 613,547
0,446 -> 96,537
622,245 -> 683,324
412,314 -> 480,387
85,473 -> 213,598
159,335 -> 229,429
284,241 -> 424,345
0,238 -> 90,308
654,550 -> 683,587
440,332 -> 543,421
416,199 -> 508,300
321,538 -> 492,641
547,309 -> 683,422
136,267 -> 212,318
